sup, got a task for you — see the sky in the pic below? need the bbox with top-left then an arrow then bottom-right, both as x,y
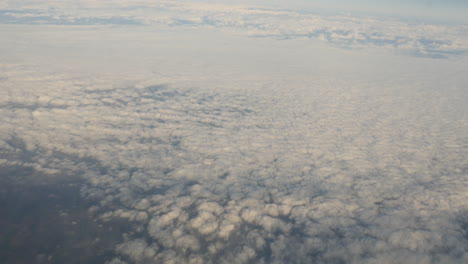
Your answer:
0,1 -> 467,264
328,0 -> 468,23
202,0 -> 468,23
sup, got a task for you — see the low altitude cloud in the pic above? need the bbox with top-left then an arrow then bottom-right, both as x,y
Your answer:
1,57 -> 467,263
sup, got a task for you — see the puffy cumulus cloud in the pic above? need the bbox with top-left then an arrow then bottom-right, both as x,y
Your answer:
115,239 -> 158,263
1,1 -> 467,58
1,41 -> 467,263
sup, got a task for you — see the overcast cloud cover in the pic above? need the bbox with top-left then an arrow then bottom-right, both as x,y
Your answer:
1,0 -> 467,263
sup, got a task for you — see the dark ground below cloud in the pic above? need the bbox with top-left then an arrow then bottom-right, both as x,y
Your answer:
0,168 -> 130,264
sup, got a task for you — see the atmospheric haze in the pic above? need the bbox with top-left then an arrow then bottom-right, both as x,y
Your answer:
0,1 -> 467,264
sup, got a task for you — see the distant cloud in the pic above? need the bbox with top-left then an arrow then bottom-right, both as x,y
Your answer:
1,0 -> 467,58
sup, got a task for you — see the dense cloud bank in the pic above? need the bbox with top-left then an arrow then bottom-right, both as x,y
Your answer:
1,61 -> 467,263
1,1 -> 467,58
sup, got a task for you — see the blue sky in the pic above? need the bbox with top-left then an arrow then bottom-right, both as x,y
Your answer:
207,0 -> 468,23
323,0 -> 468,18
317,0 -> 467,22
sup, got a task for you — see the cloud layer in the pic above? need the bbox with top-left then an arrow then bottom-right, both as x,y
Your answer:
1,1 -> 467,263
1,0 -> 467,58
1,56 -> 467,263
